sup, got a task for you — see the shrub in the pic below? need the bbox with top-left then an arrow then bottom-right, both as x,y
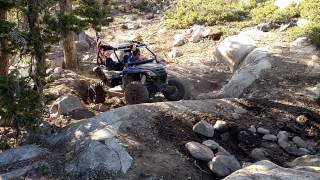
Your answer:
251,0 -> 282,23
0,71 -> 42,134
165,0 -> 248,29
287,22 -> 320,47
251,0 -> 300,23
301,0 -> 320,22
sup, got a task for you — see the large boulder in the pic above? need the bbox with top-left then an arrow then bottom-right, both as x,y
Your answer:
0,145 -> 48,166
220,48 -> 272,98
65,140 -> 133,178
50,95 -> 86,118
75,40 -> 90,53
216,35 -> 256,72
290,37 -> 318,55
275,0 -> 301,11
223,160 -> 320,180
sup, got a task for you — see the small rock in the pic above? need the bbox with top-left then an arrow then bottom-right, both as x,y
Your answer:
91,104 -> 109,112
277,131 -> 289,142
208,155 -> 241,177
279,23 -> 293,32
126,23 -> 140,30
263,134 -> 277,141
248,125 -> 256,133
299,148 -> 311,154
296,115 -> 309,126
285,145 -> 310,156
250,148 -> 268,161
277,131 -> 291,149
203,140 -> 220,150
47,73 -> 60,81
297,18 -> 309,28
173,34 -> 186,47
193,120 -> 214,137
312,55 -> 319,61
168,49 -> 183,58
127,15 -> 137,21
278,140 -> 291,149
158,28 -> 167,35
257,127 -> 270,135
46,68 -> 53,75
185,142 -> 214,162
202,29 -> 212,38
220,132 -> 230,141
216,146 -> 231,156
213,120 -> 228,132
189,26 -> 204,43
293,136 -> 308,148
54,67 -> 63,75
146,13 -> 154,20
257,22 -> 273,32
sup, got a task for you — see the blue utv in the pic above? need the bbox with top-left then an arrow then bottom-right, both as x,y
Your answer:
88,33 -> 185,104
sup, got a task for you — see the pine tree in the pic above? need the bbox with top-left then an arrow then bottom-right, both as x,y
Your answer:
60,0 -> 77,69
0,0 -> 15,75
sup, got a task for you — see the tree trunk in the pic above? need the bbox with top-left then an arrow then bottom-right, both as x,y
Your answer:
27,0 -> 46,94
60,0 -> 77,69
0,9 -> 9,76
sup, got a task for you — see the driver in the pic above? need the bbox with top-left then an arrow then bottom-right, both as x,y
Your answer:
128,44 -> 141,64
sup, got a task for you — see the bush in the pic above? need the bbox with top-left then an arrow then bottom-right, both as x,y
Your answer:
301,0 -> 320,22
251,0 -> 300,23
165,0 -> 248,29
287,22 -> 320,47
0,71 -> 42,134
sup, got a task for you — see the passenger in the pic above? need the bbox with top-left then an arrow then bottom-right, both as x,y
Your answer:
128,46 -> 141,64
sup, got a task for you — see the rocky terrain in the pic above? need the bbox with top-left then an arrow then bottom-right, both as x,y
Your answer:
1,0 -> 320,179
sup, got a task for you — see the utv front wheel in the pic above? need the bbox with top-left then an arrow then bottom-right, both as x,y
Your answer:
163,79 -> 185,101
88,83 -> 106,104
125,81 -> 149,104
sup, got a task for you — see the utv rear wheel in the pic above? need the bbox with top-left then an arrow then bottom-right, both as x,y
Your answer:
88,83 -> 106,104
163,79 -> 185,101
125,81 -> 149,104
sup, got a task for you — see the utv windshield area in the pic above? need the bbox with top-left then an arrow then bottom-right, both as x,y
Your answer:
103,42 -> 157,65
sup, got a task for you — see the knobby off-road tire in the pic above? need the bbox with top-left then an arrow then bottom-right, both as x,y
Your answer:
88,83 -> 106,104
163,79 -> 185,101
125,81 -> 149,105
